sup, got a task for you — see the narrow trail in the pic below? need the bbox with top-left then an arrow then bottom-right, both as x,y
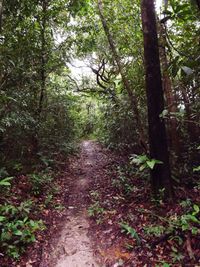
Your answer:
40,140 -> 108,267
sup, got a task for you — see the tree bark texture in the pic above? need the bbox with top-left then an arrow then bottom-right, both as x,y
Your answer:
141,0 -> 173,198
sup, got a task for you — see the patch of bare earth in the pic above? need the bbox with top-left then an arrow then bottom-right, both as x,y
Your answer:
39,140 -> 111,267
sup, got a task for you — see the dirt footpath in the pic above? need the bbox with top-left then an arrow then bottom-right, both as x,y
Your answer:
40,140 -> 109,267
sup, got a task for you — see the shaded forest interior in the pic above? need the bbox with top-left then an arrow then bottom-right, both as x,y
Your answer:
0,0 -> 200,266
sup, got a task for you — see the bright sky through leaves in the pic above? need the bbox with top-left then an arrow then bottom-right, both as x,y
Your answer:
156,0 -> 163,11
69,0 -> 163,78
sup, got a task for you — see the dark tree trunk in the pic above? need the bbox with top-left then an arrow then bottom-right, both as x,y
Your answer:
141,0 -> 173,199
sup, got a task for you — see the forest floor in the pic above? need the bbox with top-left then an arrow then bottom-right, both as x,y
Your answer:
38,140 -> 105,267
1,140 -> 200,267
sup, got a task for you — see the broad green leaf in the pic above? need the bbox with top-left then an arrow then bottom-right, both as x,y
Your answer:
193,204 -> 200,214
191,227 -> 198,235
193,166 -> 200,172
0,177 -> 13,186
182,224 -> 189,231
147,159 -> 163,169
185,214 -> 199,223
14,230 -> 23,236
0,216 -> 6,222
146,160 -> 156,169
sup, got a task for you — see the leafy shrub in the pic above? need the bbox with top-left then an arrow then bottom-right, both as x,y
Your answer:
130,154 -> 163,171
0,168 -> 12,189
144,225 -> 165,237
88,201 -> 105,217
94,97 -> 142,151
28,171 -> 53,196
0,201 -> 45,258
175,204 -> 200,234
145,203 -> 200,238
112,166 -> 134,196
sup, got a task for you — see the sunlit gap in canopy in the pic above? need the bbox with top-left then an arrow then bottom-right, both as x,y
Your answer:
67,0 -> 165,79
156,0 -> 163,12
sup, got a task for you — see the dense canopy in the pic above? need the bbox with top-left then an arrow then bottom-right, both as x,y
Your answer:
0,0 -> 200,266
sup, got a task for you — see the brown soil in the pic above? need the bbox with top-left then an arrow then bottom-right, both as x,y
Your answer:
39,140 -> 109,267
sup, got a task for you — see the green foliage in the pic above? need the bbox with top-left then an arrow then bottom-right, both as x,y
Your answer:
112,166 -> 134,196
144,225 -> 165,237
0,168 -> 13,195
180,198 -> 192,208
28,171 -> 53,196
88,201 -> 105,217
0,0 -> 199,263
0,177 -> 13,187
0,201 -> 45,258
148,202 -> 200,237
88,190 -> 105,224
155,263 -> 171,267
44,194 -> 54,207
193,166 -> 200,172
177,204 -> 200,234
119,222 -> 141,245
139,202 -> 200,264
144,203 -> 200,245
68,0 -> 90,17
130,154 -> 163,171
95,98 -> 143,151
0,0 -> 83,173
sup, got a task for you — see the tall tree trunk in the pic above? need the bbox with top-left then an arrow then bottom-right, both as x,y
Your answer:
97,0 -> 147,152
32,0 -> 48,156
158,21 -> 180,157
38,0 -> 47,115
141,0 -> 173,198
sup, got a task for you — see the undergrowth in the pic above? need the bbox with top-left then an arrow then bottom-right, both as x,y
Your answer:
88,159 -> 200,266
0,156 -> 64,261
